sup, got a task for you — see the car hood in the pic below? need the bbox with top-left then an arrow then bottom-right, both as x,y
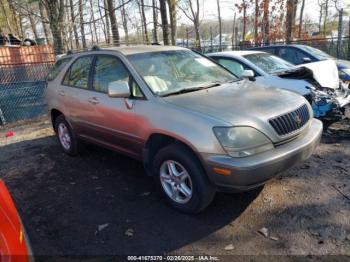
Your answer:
297,60 -> 339,89
257,75 -> 310,96
162,80 -> 307,127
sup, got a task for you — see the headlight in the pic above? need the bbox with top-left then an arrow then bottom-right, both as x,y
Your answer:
213,126 -> 273,158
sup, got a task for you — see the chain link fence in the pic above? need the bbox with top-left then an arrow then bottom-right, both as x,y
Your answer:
195,37 -> 350,60
0,46 -> 54,125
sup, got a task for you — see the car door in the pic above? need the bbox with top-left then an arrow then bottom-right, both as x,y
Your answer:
277,47 -> 314,65
87,54 -> 144,158
61,55 -> 95,137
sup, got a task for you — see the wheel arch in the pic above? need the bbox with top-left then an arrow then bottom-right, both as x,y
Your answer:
142,132 -> 208,178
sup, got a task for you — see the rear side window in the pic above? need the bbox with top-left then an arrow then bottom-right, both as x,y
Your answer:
92,56 -> 129,93
214,58 -> 246,77
47,57 -> 72,81
63,56 -> 93,88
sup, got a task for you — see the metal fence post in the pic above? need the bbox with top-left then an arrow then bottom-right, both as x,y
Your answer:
337,8 -> 343,58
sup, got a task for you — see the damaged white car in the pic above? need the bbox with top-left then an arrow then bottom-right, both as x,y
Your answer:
208,51 -> 350,121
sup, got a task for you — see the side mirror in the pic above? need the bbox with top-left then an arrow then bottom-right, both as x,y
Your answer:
241,70 -> 256,81
108,81 -> 130,98
303,57 -> 312,63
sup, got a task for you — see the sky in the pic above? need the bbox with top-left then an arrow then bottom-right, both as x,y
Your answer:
176,0 -> 348,25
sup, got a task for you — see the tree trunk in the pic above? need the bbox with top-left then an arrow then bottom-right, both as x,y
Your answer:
159,0 -> 169,45
140,0 -> 149,44
323,0 -> 328,35
104,0 -> 111,44
254,0 -> 259,45
78,0 -> 87,48
152,0 -> 158,43
0,0 -> 14,34
89,0 -> 99,43
263,0 -> 270,45
106,0 -> 120,46
7,0 -> 20,36
44,0 -> 65,54
39,1 -> 52,44
242,4 -> 246,41
194,23 -> 200,49
286,0 -> 294,43
69,0 -> 79,48
167,0 -> 176,45
120,0 -> 129,45
318,2 -> 323,34
298,0 -> 305,38
217,0 -> 222,51
232,12 -> 236,49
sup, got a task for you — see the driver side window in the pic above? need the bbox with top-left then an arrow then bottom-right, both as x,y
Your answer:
92,55 -> 144,98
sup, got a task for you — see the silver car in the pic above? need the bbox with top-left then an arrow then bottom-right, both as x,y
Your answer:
45,46 -> 323,213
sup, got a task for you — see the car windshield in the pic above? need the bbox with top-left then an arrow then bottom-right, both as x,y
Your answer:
244,53 -> 294,74
298,45 -> 333,60
127,50 -> 237,96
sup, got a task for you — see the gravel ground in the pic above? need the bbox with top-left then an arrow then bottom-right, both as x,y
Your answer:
0,115 -> 349,258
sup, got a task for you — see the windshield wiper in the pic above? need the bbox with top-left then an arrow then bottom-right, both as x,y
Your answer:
161,82 -> 222,97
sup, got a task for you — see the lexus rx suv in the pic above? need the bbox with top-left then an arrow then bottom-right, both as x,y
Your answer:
45,46 -> 323,213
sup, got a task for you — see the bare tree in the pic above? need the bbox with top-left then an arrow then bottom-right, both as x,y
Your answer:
217,0 -> 222,51
26,3 -> 39,40
254,0 -> 259,45
89,0 -> 99,44
317,0 -> 324,33
262,0 -> 270,44
168,0 -> 176,45
159,0 -> 169,45
78,0 -> 87,48
178,0 -> 201,49
120,0 -> 129,45
42,0 -> 66,53
68,0 -> 79,48
298,0 -> 305,38
235,0 -> 249,42
286,0 -> 297,43
106,0 -> 120,46
323,0 -> 329,34
104,0 -> 111,44
139,0 -> 149,44
152,0 -> 158,43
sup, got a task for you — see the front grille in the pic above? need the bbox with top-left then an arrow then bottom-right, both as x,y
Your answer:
269,104 -> 310,136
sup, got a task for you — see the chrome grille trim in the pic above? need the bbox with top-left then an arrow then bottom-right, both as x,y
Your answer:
269,104 -> 310,136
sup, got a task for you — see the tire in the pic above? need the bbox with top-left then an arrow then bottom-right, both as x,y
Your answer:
54,115 -> 79,156
152,143 -> 216,214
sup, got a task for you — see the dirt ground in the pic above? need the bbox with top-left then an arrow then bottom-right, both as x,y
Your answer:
0,115 -> 349,258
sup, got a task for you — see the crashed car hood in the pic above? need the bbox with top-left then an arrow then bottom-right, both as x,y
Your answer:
163,80 -> 306,125
297,60 -> 339,89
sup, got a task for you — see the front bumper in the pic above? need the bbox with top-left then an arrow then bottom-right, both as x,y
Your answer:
201,118 -> 323,192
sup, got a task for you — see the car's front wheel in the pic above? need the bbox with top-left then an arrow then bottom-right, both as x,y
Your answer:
153,144 -> 215,213
54,115 -> 79,156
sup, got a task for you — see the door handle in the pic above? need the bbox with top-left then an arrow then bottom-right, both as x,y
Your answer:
58,90 -> 65,96
88,97 -> 99,105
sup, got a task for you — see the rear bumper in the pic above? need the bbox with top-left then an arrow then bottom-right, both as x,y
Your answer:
201,118 -> 323,191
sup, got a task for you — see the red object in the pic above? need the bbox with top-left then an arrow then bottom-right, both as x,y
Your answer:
0,180 -> 30,262
5,131 -> 14,138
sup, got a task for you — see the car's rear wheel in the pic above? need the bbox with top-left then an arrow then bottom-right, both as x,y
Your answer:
153,144 -> 215,213
54,115 -> 79,156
